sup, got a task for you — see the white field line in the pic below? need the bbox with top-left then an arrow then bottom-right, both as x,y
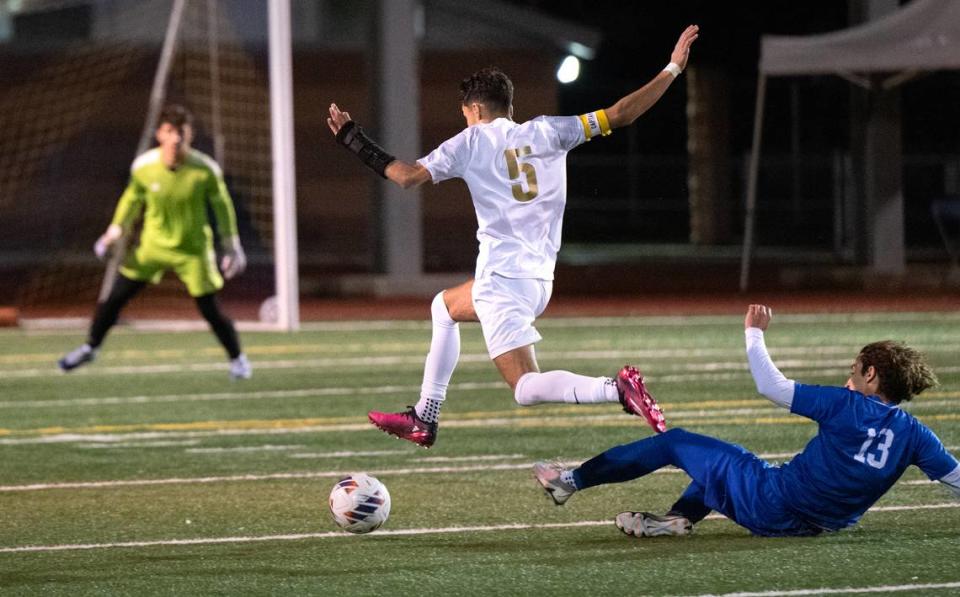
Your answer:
5,355 -> 960,380
8,340 -> 960,373
0,381 -> 504,408
4,446 -> 958,492
0,426 -> 371,445
8,341 -> 948,368
81,440 -> 202,449
6,336 -> 960,378
288,452 -> 528,462
18,310 -> 960,335
0,521 -> 603,553
0,356 -> 460,378
4,371 -> 960,411
0,355 -> 438,379
415,454 -> 526,462
0,341 -> 439,364
18,318 -> 435,334
681,580 -> 960,597
0,413 -> 785,446
289,453 -> 527,462
1,503 -> 958,555
4,398 -> 960,445
0,463 -> 538,491
186,444 -> 306,454
0,352 -> 767,379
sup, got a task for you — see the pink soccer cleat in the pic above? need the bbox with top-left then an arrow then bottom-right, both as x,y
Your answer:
368,407 -> 438,448
616,365 -> 667,433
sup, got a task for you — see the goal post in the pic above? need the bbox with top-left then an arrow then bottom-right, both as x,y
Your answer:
268,0 -> 299,332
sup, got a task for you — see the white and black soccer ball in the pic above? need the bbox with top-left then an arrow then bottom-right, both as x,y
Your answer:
328,473 -> 391,534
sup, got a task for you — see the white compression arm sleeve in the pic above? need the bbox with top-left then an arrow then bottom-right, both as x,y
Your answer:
940,465 -> 960,499
745,327 -> 795,409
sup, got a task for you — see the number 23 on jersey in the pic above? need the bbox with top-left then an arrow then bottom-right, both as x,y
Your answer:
854,427 -> 894,469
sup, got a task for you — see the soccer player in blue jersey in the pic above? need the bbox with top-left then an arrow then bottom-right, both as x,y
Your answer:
535,304 -> 960,537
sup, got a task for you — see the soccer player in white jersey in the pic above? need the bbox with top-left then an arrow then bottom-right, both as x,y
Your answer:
534,305 -> 960,538
329,25 -> 699,448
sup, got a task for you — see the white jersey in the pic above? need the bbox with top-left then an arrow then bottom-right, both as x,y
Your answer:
418,116 -> 587,280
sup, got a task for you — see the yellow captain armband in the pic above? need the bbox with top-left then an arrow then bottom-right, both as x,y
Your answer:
579,109 -> 612,141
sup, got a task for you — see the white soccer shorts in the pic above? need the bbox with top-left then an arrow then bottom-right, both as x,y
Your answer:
472,273 -> 552,359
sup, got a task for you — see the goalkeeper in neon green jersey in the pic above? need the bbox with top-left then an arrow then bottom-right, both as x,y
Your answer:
59,104 -> 252,380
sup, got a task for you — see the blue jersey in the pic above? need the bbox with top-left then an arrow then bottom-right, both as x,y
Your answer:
777,383 -> 958,531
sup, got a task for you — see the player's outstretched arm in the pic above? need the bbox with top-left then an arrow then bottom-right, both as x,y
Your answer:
327,103 -> 431,189
604,24 -> 699,130
744,304 -> 795,409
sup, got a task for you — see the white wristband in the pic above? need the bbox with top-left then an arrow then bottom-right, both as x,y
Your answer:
663,62 -> 682,78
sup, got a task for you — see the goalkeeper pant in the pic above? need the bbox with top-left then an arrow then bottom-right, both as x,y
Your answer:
88,275 -> 146,348
89,274 -> 242,359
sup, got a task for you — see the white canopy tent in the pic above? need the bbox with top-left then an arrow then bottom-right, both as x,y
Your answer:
739,0 -> 960,290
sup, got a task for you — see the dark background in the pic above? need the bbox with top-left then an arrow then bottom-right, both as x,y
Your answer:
2,0 -> 959,310
512,1 -> 960,249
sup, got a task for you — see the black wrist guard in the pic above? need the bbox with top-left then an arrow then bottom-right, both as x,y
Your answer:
335,121 -> 396,179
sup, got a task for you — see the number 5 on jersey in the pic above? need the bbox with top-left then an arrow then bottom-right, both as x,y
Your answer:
504,146 -> 538,202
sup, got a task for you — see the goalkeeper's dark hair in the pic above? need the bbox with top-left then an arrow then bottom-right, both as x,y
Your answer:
158,104 -> 194,129
857,340 -> 938,404
459,67 -> 514,114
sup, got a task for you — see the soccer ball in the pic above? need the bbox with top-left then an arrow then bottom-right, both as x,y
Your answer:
328,473 -> 391,534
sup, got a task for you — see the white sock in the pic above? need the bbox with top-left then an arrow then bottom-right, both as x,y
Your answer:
560,469 -> 577,489
415,292 -> 460,422
514,371 -> 619,406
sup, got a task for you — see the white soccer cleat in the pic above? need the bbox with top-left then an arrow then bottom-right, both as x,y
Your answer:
58,344 -> 98,372
615,511 -> 692,538
229,353 -> 252,380
533,461 -> 577,506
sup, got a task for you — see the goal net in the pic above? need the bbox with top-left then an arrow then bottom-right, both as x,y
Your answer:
0,0 -> 292,326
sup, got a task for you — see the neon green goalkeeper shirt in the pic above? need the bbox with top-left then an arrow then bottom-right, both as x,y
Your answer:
111,148 -> 239,254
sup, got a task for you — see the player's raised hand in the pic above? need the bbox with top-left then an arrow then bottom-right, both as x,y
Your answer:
327,103 -> 352,136
670,24 -> 699,71
745,304 -> 772,331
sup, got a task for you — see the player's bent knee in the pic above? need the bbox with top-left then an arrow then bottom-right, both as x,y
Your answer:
431,291 -> 456,327
656,428 -> 689,446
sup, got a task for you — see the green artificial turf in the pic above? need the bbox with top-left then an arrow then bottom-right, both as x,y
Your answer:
0,311 -> 957,595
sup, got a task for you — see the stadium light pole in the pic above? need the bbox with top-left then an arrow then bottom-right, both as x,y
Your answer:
268,0 -> 300,331
376,0 -> 423,284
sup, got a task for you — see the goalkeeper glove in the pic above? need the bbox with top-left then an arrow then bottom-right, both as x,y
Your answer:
220,236 -> 247,280
94,224 -> 124,260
